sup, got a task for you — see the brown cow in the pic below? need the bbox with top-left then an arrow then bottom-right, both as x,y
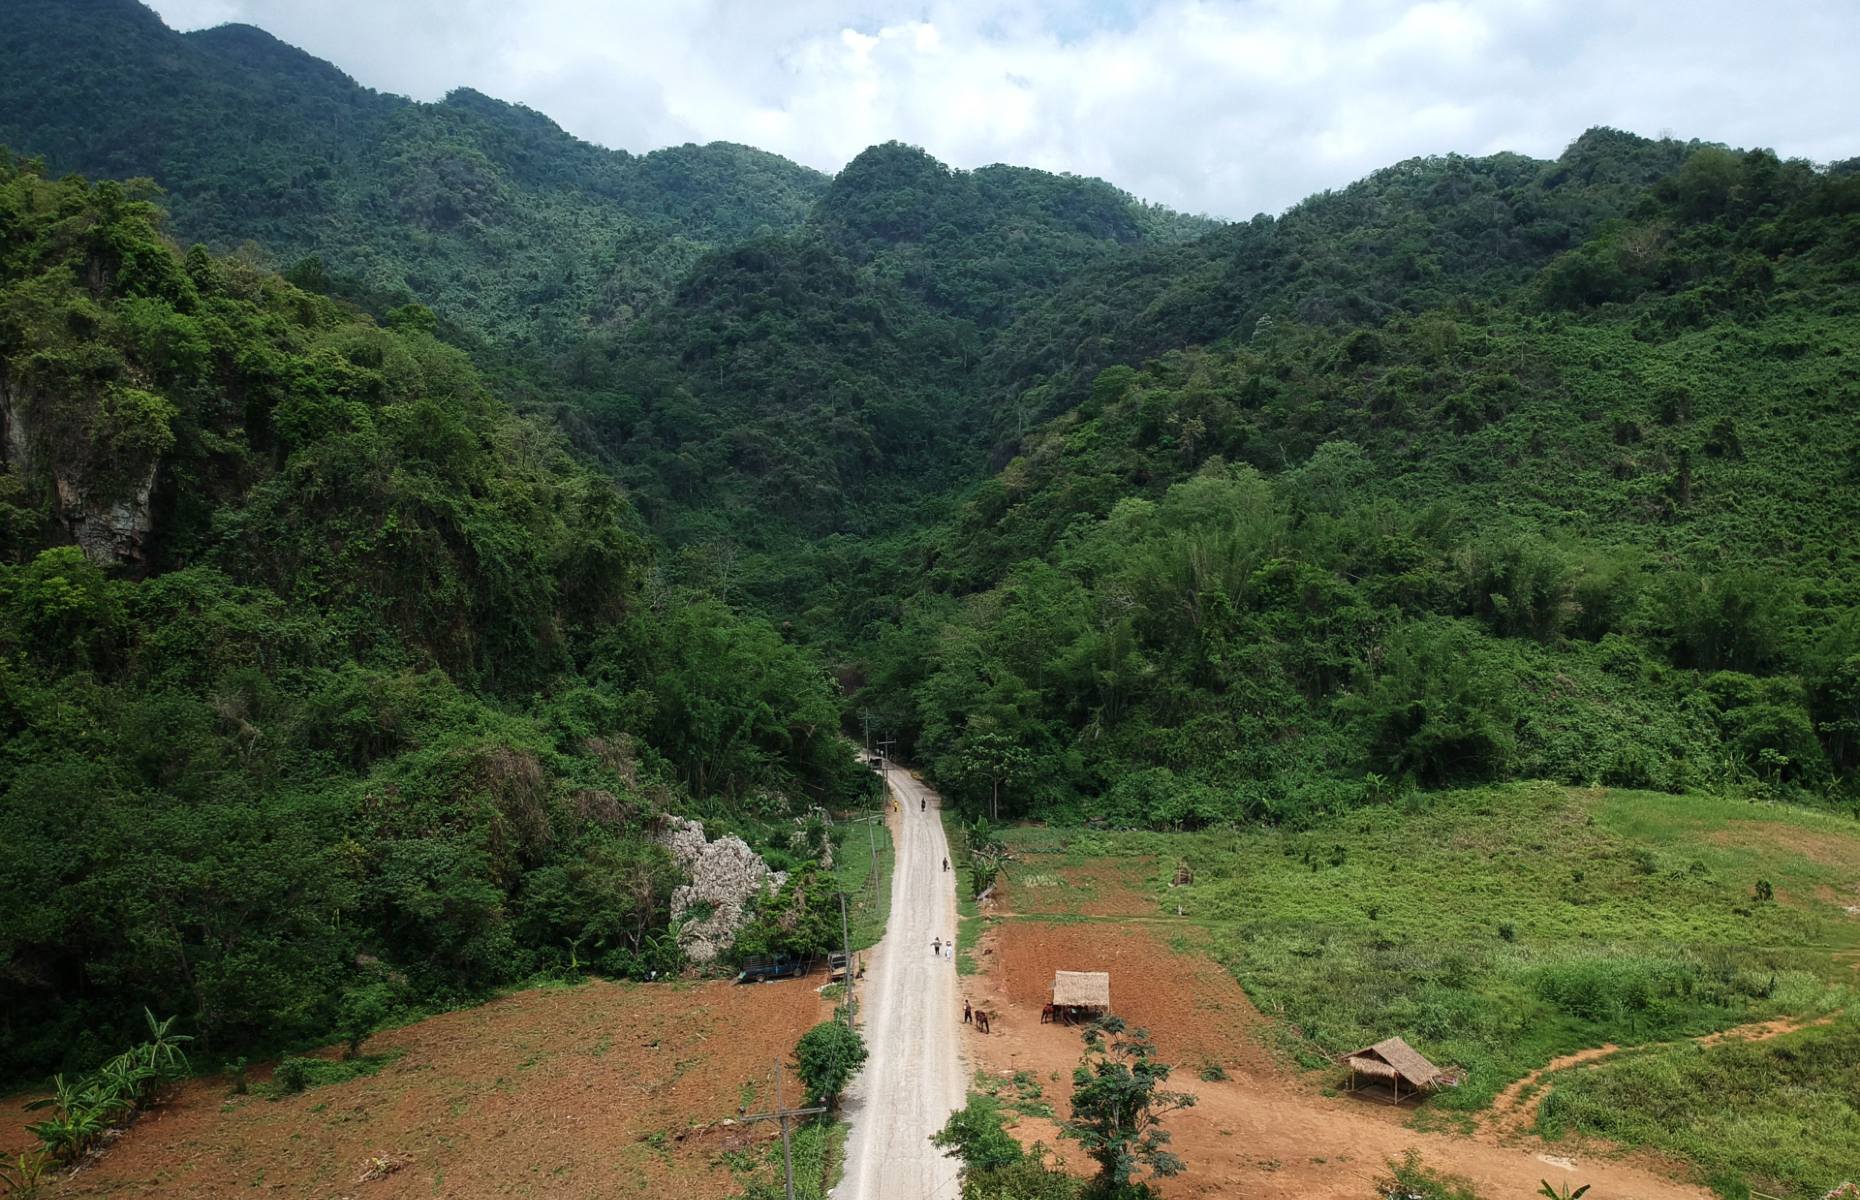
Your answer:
974,1010 -> 991,1034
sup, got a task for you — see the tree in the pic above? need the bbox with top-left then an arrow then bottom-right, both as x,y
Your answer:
1060,1018 -> 1194,1192
791,1020 -> 867,1110
948,731 -> 1037,821
337,982 -> 394,1059
932,1094 -> 1025,1171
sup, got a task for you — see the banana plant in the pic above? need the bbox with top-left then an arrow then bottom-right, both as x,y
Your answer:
0,1148 -> 49,1194
137,1009 -> 192,1079
24,1089 -> 110,1166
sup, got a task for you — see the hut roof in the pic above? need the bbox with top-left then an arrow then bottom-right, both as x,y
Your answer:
1052,970 -> 1111,1008
1340,1037 -> 1441,1087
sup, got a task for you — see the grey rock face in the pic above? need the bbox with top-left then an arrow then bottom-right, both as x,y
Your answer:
1,377 -> 159,568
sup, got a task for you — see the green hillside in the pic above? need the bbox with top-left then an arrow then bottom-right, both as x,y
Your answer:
843,144 -> 1860,823
0,157 -> 863,1078
1,1 -> 1859,1149
0,0 -> 829,350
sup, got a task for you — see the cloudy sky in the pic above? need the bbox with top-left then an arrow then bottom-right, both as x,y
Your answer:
143,0 -> 1857,219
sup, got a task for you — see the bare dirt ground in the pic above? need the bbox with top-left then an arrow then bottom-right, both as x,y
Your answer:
963,919 -> 1712,1199
4,977 -> 831,1199
1001,855 -> 1165,918
833,769 -> 966,1200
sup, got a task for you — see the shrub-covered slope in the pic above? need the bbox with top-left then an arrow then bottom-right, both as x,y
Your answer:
0,157 -> 863,1078
849,145 -> 1860,822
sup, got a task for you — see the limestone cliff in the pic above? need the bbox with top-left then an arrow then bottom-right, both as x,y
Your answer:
0,370 -> 161,567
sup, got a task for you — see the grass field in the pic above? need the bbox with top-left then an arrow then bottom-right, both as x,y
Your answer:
1538,1012 -> 1860,1199
835,814 -> 895,952
942,811 -> 986,975
993,784 -> 1860,1195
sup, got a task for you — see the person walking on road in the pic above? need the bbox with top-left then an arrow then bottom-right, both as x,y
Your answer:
944,941 -> 954,963
920,798 -> 926,813
932,936 -> 942,957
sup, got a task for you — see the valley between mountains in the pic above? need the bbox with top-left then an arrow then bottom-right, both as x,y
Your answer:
1,2 -> 1858,1198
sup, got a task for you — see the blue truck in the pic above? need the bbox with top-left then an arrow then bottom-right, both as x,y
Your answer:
735,954 -> 805,984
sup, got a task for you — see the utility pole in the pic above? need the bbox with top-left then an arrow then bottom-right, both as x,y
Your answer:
837,890 -> 855,1026
741,1059 -> 825,1200
866,814 -> 879,898
875,736 -> 896,790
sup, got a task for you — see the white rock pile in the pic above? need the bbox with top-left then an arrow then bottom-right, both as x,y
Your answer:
655,816 -> 787,965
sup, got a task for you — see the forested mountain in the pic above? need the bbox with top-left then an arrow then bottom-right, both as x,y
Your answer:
847,145 -> 1860,824
0,0 -> 830,351
0,158 -> 862,1076
552,142 -> 1222,539
0,2 -> 1213,538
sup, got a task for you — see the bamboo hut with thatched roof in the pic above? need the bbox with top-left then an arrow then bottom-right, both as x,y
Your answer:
1049,971 -> 1110,1024
1337,1037 -> 1447,1103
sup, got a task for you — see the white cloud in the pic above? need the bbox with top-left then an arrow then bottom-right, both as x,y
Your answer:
143,0 -> 1860,218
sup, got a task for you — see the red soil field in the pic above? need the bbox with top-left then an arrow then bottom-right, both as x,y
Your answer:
5,976 -> 831,1199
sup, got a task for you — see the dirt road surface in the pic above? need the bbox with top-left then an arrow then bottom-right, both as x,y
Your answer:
834,768 -> 966,1200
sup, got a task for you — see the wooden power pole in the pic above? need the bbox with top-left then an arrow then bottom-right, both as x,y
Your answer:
741,1059 -> 825,1200
875,736 -> 896,789
836,890 -> 855,1026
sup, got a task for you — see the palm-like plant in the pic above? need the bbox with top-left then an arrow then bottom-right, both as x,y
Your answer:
21,1012 -> 192,1167
0,1148 -> 49,1194
136,1008 -> 192,1080
1538,1183 -> 1591,1200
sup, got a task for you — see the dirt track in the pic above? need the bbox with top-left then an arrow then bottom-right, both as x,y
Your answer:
1486,1011 -> 1841,1136
833,769 -> 966,1200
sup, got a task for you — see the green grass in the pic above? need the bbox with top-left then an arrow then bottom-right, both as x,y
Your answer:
835,815 -> 895,951
265,1049 -> 403,1097
1537,1013 -> 1860,1199
973,1068 -> 1056,1119
942,812 -> 985,975
733,1116 -> 847,1200
997,784 -> 1859,1121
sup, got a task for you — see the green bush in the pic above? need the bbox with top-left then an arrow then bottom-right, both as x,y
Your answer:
272,1057 -> 316,1095
1373,1150 -> 1486,1200
791,1021 -> 867,1110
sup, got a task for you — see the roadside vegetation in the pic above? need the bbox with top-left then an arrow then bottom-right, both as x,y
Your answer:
937,1017 -> 1193,1200
726,1022 -> 867,1200
833,816 -> 894,952
942,812 -> 996,975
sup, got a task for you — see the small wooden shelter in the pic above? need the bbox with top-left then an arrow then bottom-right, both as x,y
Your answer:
1050,971 -> 1111,1025
1338,1037 -> 1445,1104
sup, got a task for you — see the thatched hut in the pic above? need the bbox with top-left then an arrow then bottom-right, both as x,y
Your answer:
1049,971 -> 1111,1024
1338,1037 -> 1445,1103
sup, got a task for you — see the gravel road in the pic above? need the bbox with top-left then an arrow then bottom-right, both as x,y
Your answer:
833,768 -> 966,1200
